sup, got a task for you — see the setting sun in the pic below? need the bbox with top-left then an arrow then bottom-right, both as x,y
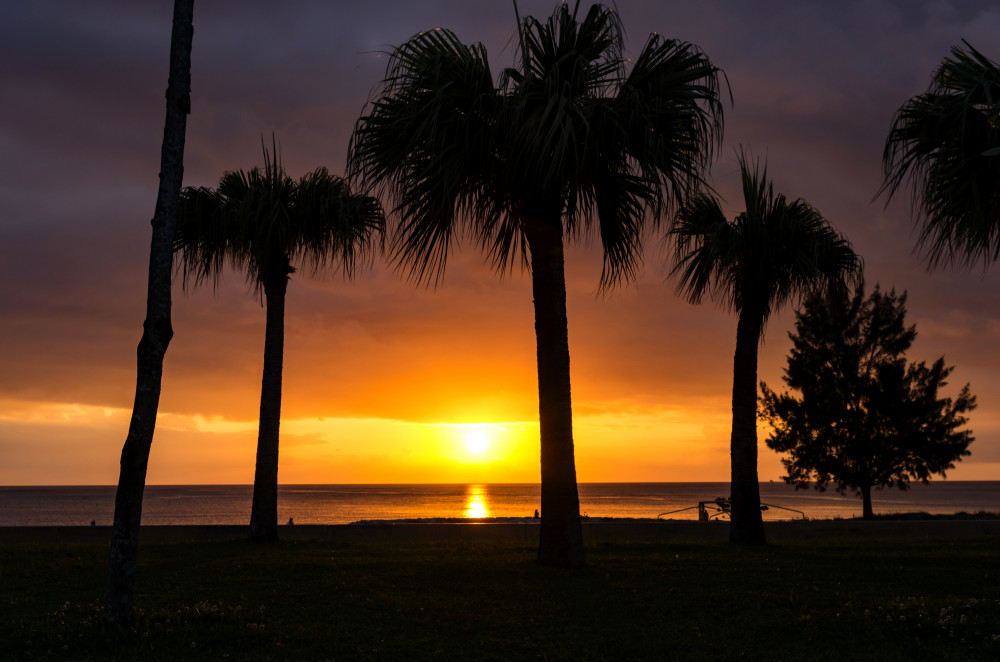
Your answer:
465,428 -> 490,455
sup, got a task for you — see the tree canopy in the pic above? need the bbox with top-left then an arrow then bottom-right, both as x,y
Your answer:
176,142 -> 384,295
348,2 -> 726,288
760,284 -> 975,519
671,151 -> 860,327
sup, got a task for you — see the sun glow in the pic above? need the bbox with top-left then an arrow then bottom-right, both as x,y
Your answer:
465,428 -> 490,455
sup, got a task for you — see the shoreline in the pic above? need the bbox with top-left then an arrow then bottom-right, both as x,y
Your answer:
4,518 -> 1000,544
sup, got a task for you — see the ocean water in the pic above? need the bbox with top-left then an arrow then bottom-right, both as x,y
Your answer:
1,482 -> 998,526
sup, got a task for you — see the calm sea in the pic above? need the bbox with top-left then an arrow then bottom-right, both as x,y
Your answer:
1,482 -> 998,526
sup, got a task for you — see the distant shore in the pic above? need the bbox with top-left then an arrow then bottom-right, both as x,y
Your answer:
7,483 -> 998,526
4,517 -> 1000,544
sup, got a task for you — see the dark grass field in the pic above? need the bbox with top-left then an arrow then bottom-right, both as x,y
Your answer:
1,537 -> 998,660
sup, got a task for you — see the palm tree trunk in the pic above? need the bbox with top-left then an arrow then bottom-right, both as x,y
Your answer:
729,306 -> 766,545
524,219 -> 586,568
249,262 -> 289,542
104,0 -> 194,627
860,484 -> 874,520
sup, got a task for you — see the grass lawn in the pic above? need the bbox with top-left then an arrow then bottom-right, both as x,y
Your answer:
1,537 -> 998,660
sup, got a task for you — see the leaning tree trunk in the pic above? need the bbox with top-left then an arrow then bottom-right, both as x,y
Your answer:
249,260 -> 290,542
729,306 -> 767,545
104,0 -> 194,627
524,219 -> 586,568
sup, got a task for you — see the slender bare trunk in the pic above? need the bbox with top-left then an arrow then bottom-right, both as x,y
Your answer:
104,0 -> 194,626
860,484 -> 874,520
249,261 -> 289,542
729,306 -> 766,545
525,218 -> 585,568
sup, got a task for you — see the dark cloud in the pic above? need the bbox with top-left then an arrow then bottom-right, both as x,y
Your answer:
3,1 -> 999,481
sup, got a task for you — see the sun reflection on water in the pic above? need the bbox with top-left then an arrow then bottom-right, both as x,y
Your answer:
463,484 -> 493,519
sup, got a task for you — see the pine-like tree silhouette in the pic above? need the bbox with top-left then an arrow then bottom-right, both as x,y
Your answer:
761,284 -> 975,519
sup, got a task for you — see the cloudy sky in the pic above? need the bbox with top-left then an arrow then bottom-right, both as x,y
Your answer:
2,0 -> 999,485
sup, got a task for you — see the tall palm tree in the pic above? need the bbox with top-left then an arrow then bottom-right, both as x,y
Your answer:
880,41 -> 1000,269
105,0 -> 194,627
348,2 -> 725,567
670,151 -> 860,545
176,143 -> 384,542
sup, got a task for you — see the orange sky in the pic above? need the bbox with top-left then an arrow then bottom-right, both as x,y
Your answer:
2,1 -> 999,485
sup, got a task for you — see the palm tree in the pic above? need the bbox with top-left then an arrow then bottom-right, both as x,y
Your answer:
104,0 -> 193,627
670,151 -> 860,545
880,41 -> 1000,269
176,143 -> 384,542
348,2 -> 725,567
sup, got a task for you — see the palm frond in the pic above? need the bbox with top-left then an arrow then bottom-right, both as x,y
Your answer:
671,151 -> 861,332
215,164 -> 295,291
614,33 -> 727,221
347,3 -> 726,290
175,185 -> 227,291
669,191 -> 734,307
572,28 -> 725,288
759,197 -> 861,323
880,41 -> 1000,270
501,3 -> 626,200
586,166 -> 653,292
348,27 -> 497,286
176,143 -> 385,295
292,167 -> 386,279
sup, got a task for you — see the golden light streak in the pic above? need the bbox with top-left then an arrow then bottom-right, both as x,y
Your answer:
3,397 -> 994,484
462,484 -> 492,518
